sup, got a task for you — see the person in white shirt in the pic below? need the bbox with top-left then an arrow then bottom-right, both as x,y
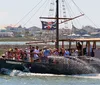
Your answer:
25,48 -> 30,62
33,46 -> 40,60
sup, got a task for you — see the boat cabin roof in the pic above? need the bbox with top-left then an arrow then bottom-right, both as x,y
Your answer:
59,38 -> 100,42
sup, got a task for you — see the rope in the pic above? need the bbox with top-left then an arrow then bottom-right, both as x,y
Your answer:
23,0 -> 48,27
40,0 -> 55,23
71,0 -> 98,28
65,0 -> 82,27
14,0 -> 43,27
40,0 -> 51,18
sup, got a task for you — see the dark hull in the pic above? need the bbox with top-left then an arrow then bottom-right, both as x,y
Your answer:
0,56 -> 98,75
0,58 -> 74,75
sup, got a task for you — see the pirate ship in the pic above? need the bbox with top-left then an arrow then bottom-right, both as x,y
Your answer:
0,0 -> 100,75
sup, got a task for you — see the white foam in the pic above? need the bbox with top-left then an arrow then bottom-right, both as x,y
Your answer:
72,74 -> 100,79
9,70 -> 66,77
3,69 -> 100,79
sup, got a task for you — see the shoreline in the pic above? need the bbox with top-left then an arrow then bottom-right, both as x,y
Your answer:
0,37 -> 36,41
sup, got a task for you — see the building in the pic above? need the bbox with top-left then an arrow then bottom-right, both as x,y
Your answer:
5,26 -> 25,37
0,32 -> 14,37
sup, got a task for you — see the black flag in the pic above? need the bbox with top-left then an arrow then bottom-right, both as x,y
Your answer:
41,21 -> 56,30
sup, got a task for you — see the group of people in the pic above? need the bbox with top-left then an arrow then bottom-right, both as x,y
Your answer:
2,41 -> 94,62
77,42 -> 94,57
2,45 -> 71,62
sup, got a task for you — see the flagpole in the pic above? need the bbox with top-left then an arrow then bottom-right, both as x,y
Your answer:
56,0 -> 59,50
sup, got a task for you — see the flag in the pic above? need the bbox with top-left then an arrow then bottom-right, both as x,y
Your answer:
41,21 -> 56,30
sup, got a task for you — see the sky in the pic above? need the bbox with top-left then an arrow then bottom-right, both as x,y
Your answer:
0,0 -> 100,29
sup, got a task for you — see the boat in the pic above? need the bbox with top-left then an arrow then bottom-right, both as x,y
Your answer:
0,0 -> 100,75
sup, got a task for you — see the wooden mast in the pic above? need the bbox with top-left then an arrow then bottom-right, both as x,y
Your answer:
56,0 -> 59,50
40,0 -> 84,50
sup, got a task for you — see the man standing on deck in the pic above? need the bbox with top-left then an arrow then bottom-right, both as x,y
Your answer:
33,46 -> 40,61
30,47 -> 35,62
77,42 -> 82,56
43,46 -> 51,62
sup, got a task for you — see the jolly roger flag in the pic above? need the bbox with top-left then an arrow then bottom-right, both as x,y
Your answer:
41,21 -> 56,30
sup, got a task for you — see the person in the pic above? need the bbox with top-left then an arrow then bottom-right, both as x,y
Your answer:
25,48 -> 31,62
91,48 -> 95,57
39,49 -> 44,62
59,48 -> 65,56
77,42 -> 82,56
23,50 -> 27,61
71,49 -> 78,56
19,49 -> 24,60
14,48 -> 20,60
33,46 -> 40,61
83,47 -> 86,55
86,43 -> 92,56
8,48 -> 13,59
43,46 -> 51,62
2,54 -> 6,59
53,48 -> 59,56
64,49 -> 70,58
30,47 -> 35,62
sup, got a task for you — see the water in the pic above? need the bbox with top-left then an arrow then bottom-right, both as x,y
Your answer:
0,72 -> 100,85
0,41 -> 27,45
0,41 -> 100,46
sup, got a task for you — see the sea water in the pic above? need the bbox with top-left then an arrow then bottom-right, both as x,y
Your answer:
0,70 -> 100,85
0,41 -> 100,46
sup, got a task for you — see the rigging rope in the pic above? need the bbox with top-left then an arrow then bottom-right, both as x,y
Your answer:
64,0 -> 82,27
71,0 -> 98,28
14,0 -> 43,27
39,0 -> 50,18
23,0 -> 48,27
40,0 -> 55,22
48,0 -> 55,18
61,0 -> 68,28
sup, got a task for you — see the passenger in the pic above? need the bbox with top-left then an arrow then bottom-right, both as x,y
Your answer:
59,48 -> 65,56
49,48 -> 52,54
8,48 -> 13,59
53,48 -> 59,56
83,47 -> 87,55
11,49 -> 16,60
2,54 -> 6,59
77,42 -> 82,56
91,48 -> 95,57
39,49 -> 44,62
43,46 -> 51,62
5,51 -> 8,59
7,50 -> 11,59
30,47 -> 35,62
74,49 -> 78,56
33,46 -> 40,61
64,49 -> 70,58
25,48 -> 31,62
86,43 -> 92,56
71,49 -> 75,56
71,49 -> 78,56
20,49 -> 24,60
14,48 -> 21,60
29,45 -> 32,50
23,50 -> 28,61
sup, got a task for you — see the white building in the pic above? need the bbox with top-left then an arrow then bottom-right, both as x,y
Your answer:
0,32 -> 14,37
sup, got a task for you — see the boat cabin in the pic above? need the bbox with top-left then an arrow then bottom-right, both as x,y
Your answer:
59,38 -> 100,58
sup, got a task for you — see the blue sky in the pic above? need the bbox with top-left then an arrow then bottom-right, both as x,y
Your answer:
0,0 -> 100,29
